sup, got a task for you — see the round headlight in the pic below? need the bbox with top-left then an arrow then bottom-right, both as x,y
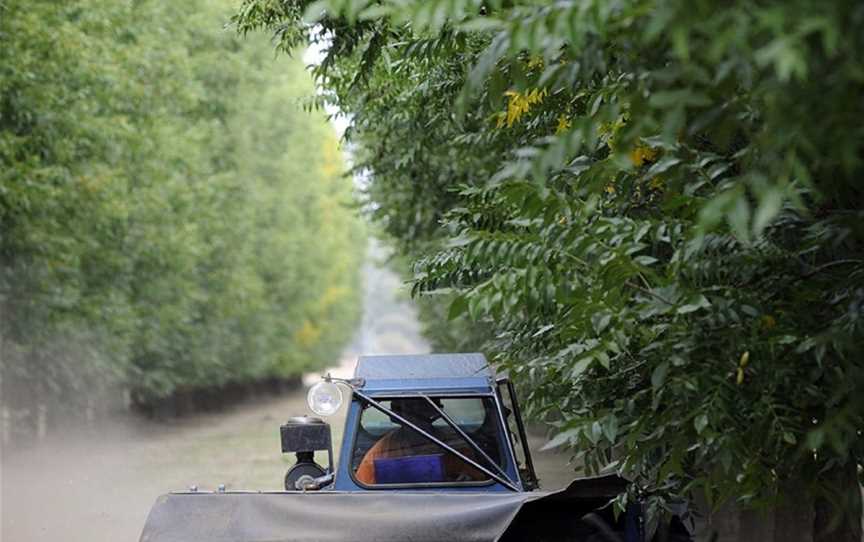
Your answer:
307,381 -> 343,417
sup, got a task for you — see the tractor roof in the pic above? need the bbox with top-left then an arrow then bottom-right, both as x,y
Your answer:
354,353 -> 494,393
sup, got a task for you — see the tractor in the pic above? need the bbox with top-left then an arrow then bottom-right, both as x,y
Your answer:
139,353 -> 692,542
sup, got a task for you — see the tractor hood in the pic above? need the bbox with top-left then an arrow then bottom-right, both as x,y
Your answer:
139,475 -> 632,542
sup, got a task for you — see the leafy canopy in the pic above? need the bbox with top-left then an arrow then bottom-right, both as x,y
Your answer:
0,0 -> 365,406
236,0 -> 863,527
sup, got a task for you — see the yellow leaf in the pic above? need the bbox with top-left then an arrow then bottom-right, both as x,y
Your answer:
629,144 -> 658,167
556,115 -> 571,134
494,111 -> 506,128
527,56 -> 544,69
501,88 -> 547,128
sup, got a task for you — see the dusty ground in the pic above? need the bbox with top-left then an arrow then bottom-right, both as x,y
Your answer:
2,393 -> 309,542
0,242 -> 574,542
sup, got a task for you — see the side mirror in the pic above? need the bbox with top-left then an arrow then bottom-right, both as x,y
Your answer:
280,416 -> 334,490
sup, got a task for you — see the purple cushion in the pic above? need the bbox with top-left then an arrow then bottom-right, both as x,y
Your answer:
373,454 -> 445,484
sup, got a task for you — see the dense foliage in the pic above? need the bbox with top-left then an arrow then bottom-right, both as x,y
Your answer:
0,0 -> 364,410
237,0 -> 863,537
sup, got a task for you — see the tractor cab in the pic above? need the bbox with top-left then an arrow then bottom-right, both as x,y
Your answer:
282,353 -> 537,493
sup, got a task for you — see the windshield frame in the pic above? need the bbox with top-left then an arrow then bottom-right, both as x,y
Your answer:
347,391 -> 520,490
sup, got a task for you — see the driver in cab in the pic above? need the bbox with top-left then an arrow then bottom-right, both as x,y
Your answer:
355,398 -> 484,485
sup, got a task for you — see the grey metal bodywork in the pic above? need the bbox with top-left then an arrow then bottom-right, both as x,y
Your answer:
139,476 -> 628,542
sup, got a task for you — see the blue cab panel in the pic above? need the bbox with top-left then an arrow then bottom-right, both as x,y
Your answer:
356,353 -> 492,380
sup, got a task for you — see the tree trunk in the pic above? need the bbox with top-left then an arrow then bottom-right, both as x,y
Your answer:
813,461 -> 862,542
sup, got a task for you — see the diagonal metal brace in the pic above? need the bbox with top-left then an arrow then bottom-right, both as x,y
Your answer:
351,388 -> 520,492
418,395 -> 518,487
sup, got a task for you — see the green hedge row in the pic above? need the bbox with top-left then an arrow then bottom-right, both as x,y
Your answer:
0,0 -> 364,406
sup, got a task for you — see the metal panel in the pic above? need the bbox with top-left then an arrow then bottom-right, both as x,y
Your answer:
139,475 -> 655,542
355,353 -> 492,380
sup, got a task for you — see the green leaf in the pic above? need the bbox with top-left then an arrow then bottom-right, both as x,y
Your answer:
532,324 -> 555,337
603,415 -> 619,443
595,350 -> 610,370
807,429 -> 824,450
752,185 -> 784,235
651,361 -> 670,392
447,295 -> 469,320
458,18 -> 505,32
570,357 -> 594,379
755,37 -> 808,81
591,311 -> 612,334
634,255 -> 659,266
677,295 -> 709,314
728,191 -> 751,243
542,428 -> 578,451
589,421 -> 603,444
694,413 -> 709,434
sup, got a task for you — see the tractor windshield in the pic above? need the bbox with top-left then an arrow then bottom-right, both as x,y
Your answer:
351,397 -> 508,487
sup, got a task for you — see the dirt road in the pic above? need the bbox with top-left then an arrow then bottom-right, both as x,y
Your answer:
2,393 -> 310,542
0,242 -> 573,542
